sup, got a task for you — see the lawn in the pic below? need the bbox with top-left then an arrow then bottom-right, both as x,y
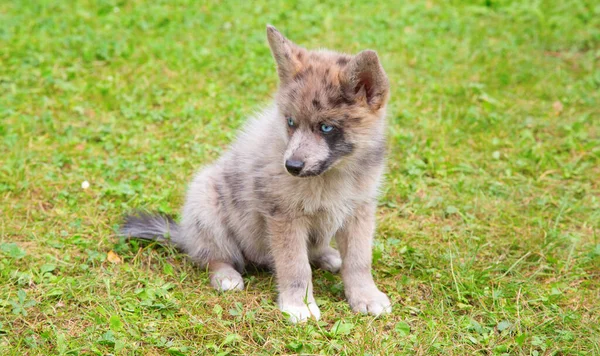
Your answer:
1,0 -> 599,354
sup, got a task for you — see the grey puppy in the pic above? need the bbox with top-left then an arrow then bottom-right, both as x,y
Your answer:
121,25 -> 392,323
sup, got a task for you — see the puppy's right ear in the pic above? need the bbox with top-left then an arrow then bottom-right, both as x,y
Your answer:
266,25 -> 306,85
340,50 -> 389,112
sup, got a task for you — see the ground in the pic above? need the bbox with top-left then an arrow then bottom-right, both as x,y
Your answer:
1,0 -> 599,354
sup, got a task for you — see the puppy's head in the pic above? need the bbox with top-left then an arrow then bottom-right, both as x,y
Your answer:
266,25 -> 390,178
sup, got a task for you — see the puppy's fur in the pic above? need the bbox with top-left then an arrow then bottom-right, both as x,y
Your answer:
121,26 -> 391,322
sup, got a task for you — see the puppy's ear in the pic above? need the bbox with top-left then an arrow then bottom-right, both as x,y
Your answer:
266,25 -> 307,85
341,50 -> 389,111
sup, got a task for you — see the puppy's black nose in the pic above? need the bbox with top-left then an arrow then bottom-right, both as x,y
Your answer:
285,159 -> 305,176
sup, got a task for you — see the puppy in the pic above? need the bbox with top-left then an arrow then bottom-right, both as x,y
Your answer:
122,25 -> 391,323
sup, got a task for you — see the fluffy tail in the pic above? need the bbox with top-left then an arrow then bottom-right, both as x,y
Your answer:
120,212 -> 180,243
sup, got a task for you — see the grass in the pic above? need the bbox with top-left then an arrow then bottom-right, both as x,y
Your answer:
1,0 -> 599,354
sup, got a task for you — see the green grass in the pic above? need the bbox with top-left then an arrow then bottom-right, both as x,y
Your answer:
1,0 -> 599,354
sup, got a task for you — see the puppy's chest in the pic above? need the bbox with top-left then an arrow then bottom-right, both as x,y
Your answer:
293,180 -> 361,222
268,170 -> 375,222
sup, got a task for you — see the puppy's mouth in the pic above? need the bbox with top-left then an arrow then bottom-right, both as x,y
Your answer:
285,161 -> 333,178
296,170 -> 322,178
284,169 -> 322,178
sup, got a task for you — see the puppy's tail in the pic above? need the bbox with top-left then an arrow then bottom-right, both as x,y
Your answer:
120,211 -> 180,243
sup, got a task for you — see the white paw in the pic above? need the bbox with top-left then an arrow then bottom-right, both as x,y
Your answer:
210,272 -> 244,292
279,301 -> 321,323
313,248 -> 342,273
347,288 -> 392,316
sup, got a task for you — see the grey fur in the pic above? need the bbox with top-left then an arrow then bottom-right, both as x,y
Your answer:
121,212 -> 179,242
121,25 -> 392,323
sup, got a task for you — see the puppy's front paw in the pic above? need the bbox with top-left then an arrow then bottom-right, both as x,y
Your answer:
347,288 -> 392,316
279,300 -> 321,323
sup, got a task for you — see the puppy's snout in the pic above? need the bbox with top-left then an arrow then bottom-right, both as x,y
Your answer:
285,159 -> 305,176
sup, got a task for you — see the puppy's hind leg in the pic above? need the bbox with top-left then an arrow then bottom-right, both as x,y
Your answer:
310,246 -> 342,273
208,261 -> 244,291
180,234 -> 246,292
309,229 -> 341,273
178,214 -> 245,292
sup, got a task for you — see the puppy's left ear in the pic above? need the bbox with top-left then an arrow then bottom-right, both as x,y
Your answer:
266,25 -> 306,85
341,50 -> 389,111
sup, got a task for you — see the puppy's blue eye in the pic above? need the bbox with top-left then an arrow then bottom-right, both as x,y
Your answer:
287,117 -> 295,127
320,124 -> 334,133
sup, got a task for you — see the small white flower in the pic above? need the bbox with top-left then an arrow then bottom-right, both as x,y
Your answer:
81,181 -> 90,189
